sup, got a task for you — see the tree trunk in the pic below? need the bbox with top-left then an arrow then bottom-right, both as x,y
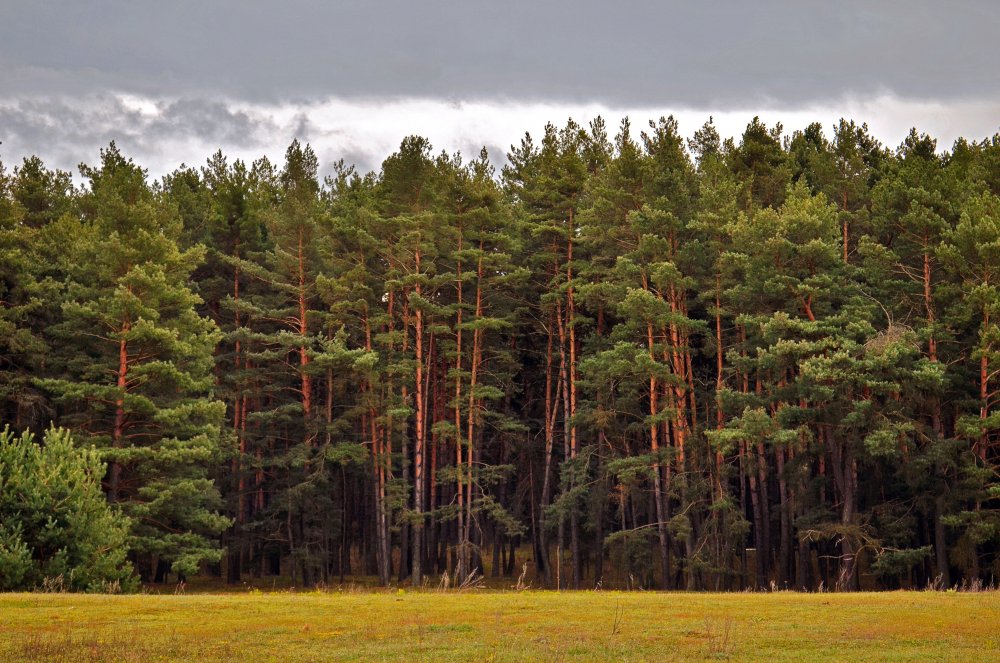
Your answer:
776,446 -> 791,587
934,494 -> 951,588
454,239 -> 467,579
566,230 -> 580,589
647,319 -> 670,589
538,307 -> 557,584
412,249 -> 425,586
111,322 -> 129,502
298,227 -> 312,427
464,251 -> 484,575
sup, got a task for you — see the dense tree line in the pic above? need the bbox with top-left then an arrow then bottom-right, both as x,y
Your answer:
2,115 -> 1000,591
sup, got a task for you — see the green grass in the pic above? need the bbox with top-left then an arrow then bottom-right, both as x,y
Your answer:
1,589 -> 997,661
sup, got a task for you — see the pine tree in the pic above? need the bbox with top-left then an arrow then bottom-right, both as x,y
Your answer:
38,143 -> 228,579
939,190 -> 1000,579
0,157 -> 70,430
504,120 -> 590,587
727,117 -> 793,211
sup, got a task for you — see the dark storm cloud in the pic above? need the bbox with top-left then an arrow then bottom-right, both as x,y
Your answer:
2,1 -> 997,107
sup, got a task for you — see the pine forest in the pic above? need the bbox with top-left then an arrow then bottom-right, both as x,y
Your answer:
5,115 -> 1000,593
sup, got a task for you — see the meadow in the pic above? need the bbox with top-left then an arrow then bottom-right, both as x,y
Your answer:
1,589 -> 997,662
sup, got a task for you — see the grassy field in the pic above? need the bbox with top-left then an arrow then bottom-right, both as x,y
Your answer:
1,589 -> 998,662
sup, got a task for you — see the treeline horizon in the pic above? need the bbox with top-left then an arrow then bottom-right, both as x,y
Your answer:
2,114 -> 999,591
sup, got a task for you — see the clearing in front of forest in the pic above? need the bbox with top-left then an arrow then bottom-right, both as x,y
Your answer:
1,589 -> 997,661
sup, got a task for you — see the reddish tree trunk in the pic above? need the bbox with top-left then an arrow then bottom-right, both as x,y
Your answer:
298,228 -> 312,425
110,323 -> 129,502
413,248 -> 426,585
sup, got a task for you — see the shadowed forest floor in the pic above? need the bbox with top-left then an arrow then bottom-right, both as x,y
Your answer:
1,590 -> 997,661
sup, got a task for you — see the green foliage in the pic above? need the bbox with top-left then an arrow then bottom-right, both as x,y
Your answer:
5,119 -> 1000,592
34,144 -> 228,577
0,426 -> 135,591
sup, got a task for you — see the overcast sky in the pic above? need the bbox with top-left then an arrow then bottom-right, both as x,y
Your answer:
2,1 -> 999,178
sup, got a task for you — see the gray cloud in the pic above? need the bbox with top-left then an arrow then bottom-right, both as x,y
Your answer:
3,93 -> 997,184
2,2 -> 998,180
149,99 -> 276,147
0,95 -> 279,175
2,1 -> 997,107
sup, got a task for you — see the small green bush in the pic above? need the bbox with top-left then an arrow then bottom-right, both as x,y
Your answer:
0,426 -> 136,591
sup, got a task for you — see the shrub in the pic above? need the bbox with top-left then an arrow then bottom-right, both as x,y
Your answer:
0,426 -> 136,591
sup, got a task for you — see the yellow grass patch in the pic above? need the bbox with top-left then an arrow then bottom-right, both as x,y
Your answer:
1,590 -> 997,661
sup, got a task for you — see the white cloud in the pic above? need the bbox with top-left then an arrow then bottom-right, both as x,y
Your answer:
3,93 -> 999,180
